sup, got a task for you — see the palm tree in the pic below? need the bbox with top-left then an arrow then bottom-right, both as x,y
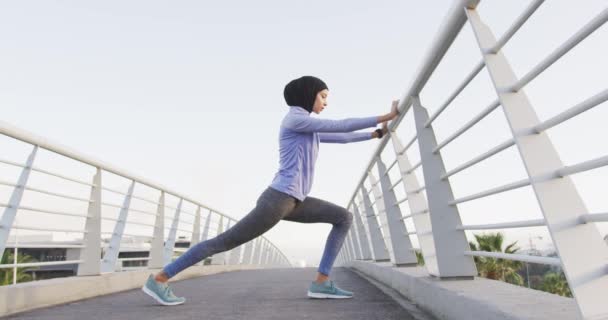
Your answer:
0,250 -> 37,286
541,272 -> 572,297
469,232 -> 524,286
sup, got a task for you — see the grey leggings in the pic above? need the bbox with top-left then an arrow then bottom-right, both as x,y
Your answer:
163,187 -> 354,278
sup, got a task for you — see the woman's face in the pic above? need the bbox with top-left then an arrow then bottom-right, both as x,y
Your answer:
312,89 -> 329,114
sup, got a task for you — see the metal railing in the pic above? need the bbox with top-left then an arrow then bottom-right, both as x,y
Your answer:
337,1 -> 607,319
0,120 -> 291,285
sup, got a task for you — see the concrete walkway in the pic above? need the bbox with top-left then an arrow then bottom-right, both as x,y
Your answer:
3,267 -> 429,320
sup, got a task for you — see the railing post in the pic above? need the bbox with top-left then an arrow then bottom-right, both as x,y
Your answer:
242,239 -> 254,265
0,146 -> 37,260
358,186 -> 390,262
210,216 -> 226,265
148,191 -> 165,269
101,181 -> 135,273
345,231 -> 355,261
163,199 -> 183,265
347,224 -> 362,260
77,167 -> 102,276
412,96 -> 477,279
190,206 -> 202,247
201,210 -> 212,242
252,237 -> 262,265
351,203 -> 372,260
260,239 -> 269,266
390,133 -> 440,276
228,222 -> 243,265
467,8 -> 608,318
370,168 -> 418,266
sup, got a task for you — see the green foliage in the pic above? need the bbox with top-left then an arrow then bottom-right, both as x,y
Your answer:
541,272 -> 572,298
0,250 -> 37,286
469,232 -> 524,286
415,251 -> 425,266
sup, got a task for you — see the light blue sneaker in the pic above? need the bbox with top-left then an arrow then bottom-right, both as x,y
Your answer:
307,280 -> 353,299
142,274 -> 186,306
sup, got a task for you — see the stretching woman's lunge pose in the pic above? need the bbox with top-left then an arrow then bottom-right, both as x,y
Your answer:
142,76 -> 399,305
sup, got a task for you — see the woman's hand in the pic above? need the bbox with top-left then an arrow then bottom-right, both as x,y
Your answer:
372,117 -> 392,139
390,100 -> 400,120
377,99 -> 401,124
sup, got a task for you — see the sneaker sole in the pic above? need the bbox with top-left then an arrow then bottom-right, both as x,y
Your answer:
307,291 -> 353,299
142,285 -> 185,306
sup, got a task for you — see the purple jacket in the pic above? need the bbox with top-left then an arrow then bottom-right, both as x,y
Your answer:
269,106 -> 377,200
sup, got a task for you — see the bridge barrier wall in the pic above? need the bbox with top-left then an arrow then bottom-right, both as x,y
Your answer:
347,260 -> 578,320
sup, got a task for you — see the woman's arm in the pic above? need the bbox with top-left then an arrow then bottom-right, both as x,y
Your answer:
318,132 -> 373,144
283,100 -> 400,133
318,118 -> 392,144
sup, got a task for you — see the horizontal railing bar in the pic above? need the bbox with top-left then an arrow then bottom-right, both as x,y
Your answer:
117,257 -> 151,262
434,99 -> 501,153
534,89 -> 608,133
458,219 -> 545,230
130,194 -> 161,206
398,135 -> 418,155
0,180 -> 91,203
450,178 -> 530,205
442,138 -> 515,179
101,186 -> 130,196
404,231 -> 417,236
389,178 -> 403,190
128,207 -> 158,217
580,213 -> 608,223
403,161 -> 422,175
425,60 -> 486,127
557,155 -> 608,177
4,244 -> 85,249
101,202 -> 157,217
0,157 -> 27,169
508,8 -> 608,92
401,209 -> 428,221
464,250 -> 561,266
31,166 -> 94,187
0,203 -> 88,219
100,217 -> 155,228
26,186 -> 91,203
395,197 -> 408,206
163,217 -> 194,225
384,158 -> 399,175
0,260 -> 84,269
8,224 -> 86,233
167,227 -> 193,234
484,0 -> 545,54
101,232 -> 153,238
409,185 -> 426,194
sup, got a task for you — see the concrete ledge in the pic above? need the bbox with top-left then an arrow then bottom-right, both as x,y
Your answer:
0,264 -> 269,317
346,260 -> 579,320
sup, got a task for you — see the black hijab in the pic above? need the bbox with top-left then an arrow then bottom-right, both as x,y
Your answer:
283,76 -> 328,113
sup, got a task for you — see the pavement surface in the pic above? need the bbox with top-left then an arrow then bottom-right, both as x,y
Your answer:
3,267 -> 431,320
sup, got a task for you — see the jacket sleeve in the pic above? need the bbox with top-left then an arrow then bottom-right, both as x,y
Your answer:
318,132 -> 373,144
283,114 -> 377,133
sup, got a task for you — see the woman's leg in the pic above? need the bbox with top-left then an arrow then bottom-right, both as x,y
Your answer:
282,196 -> 353,279
161,187 -> 298,279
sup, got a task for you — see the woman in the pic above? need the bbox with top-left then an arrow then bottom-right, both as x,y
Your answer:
142,75 -> 399,305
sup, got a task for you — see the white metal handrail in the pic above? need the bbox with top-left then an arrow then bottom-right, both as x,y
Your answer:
338,1 -> 608,319
0,121 -> 292,282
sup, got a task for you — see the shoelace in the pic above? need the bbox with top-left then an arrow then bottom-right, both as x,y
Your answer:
164,286 -> 178,299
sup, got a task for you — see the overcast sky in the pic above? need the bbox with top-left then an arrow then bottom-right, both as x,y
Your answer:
1,0 -> 606,267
